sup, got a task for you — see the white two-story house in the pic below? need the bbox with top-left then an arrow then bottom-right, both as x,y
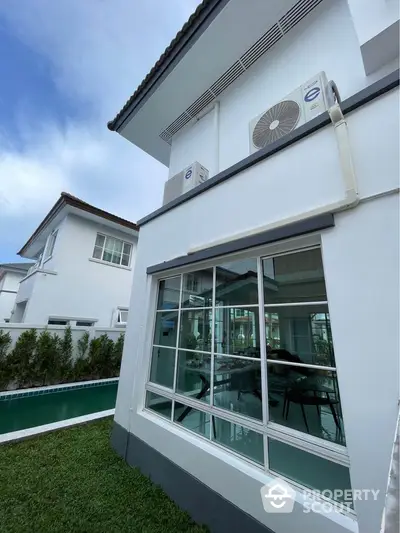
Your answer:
10,192 -> 139,327
107,1 -> 399,533
0,262 -> 34,323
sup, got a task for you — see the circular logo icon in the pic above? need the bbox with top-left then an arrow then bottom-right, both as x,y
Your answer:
304,87 -> 321,102
185,169 -> 193,180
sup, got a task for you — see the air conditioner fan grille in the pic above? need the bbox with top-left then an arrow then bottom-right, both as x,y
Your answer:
252,100 -> 300,149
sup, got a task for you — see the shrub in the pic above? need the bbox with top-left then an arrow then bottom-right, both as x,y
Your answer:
0,327 -> 124,390
7,329 -> 38,388
33,330 -> 59,385
87,334 -> 115,379
59,326 -> 73,380
0,330 -> 12,390
112,334 -> 124,376
73,331 -> 90,381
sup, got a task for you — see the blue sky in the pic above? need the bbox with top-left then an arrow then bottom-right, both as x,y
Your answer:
0,0 -> 199,263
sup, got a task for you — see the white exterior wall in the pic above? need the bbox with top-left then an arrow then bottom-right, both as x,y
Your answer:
118,87 -> 399,532
115,1 -> 399,530
17,214 -> 137,327
169,0 -> 398,178
115,0 -> 400,533
346,0 -> 399,45
0,271 -> 26,321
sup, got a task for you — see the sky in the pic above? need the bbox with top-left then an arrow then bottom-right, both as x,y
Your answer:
0,0 -> 200,263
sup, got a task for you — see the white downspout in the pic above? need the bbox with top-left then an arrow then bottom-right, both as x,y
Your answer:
188,93 -> 359,254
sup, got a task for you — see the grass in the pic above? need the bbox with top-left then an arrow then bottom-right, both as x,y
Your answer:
0,418 -> 207,533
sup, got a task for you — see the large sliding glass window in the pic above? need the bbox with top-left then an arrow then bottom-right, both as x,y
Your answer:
145,246 -> 351,503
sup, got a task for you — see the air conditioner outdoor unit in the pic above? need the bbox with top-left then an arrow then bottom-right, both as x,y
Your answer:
163,161 -> 209,205
249,72 -> 336,154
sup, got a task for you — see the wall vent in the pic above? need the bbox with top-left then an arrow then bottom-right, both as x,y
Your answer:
210,61 -> 245,96
279,0 -> 324,34
240,24 -> 282,70
159,0 -> 325,145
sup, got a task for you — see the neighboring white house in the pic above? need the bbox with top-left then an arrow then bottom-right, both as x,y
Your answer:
0,263 -> 34,323
9,192 -> 139,327
107,1 -> 399,533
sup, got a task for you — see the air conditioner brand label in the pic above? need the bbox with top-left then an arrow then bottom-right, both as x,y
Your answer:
304,87 -> 321,102
184,168 -> 193,180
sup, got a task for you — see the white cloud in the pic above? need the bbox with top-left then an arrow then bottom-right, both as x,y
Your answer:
0,0 -> 200,257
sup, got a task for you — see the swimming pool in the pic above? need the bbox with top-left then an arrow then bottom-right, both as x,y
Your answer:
0,381 -> 118,434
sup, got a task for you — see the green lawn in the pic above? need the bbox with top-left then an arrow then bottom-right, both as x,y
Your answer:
0,418 -> 207,533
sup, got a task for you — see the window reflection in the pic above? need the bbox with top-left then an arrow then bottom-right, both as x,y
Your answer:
268,439 -> 352,504
182,269 -> 213,308
176,350 -> 211,403
146,392 -> 172,419
267,364 -> 345,445
153,311 -> 178,348
174,402 -> 211,437
216,258 -> 258,306
149,347 -> 175,389
265,305 -> 335,367
214,307 -> 260,356
212,417 -> 264,464
213,356 -> 262,420
157,277 -> 181,310
263,249 -> 327,304
179,309 -> 213,351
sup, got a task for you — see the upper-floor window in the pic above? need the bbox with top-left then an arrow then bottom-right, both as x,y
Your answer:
44,230 -> 58,261
92,233 -> 132,267
185,274 -> 199,292
115,307 -> 129,327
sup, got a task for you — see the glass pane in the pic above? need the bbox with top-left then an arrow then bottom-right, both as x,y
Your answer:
111,252 -> 121,264
104,236 -> 115,252
157,277 -> 181,310
121,253 -> 130,266
174,402 -> 211,438
267,364 -> 345,445
212,417 -> 264,464
179,309 -> 213,352
153,311 -> 179,348
176,350 -> 211,403
120,310 -> 128,322
263,248 -> 327,304
149,347 -> 176,389
145,391 -> 172,419
213,355 -> 262,420
215,258 -> 258,306
265,305 -> 335,367
182,269 -> 213,308
95,234 -> 105,247
214,307 -> 260,356
268,439 -> 352,506
123,242 -> 132,255
113,239 -> 123,253
93,246 -> 102,259
103,250 -> 112,263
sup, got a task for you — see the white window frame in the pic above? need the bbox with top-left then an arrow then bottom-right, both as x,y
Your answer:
142,237 -> 351,507
92,233 -> 132,267
114,307 -> 129,327
44,230 -> 58,262
47,317 -> 96,327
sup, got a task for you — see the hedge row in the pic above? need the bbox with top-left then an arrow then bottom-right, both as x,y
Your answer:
0,327 -> 124,392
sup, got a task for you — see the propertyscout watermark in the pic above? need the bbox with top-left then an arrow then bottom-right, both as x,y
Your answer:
260,478 -> 379,514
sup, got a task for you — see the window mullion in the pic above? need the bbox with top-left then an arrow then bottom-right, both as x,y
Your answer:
172,275 -> 183,393
257,256 -> 269,469
209,266 -> 216,440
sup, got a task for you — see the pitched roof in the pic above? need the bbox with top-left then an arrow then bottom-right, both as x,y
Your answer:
0,262 -> 34,272
18,192 -> 139,256
107,0 -> 224,132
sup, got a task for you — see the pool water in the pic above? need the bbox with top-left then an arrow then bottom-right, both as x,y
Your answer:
0,383 -> 118,434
